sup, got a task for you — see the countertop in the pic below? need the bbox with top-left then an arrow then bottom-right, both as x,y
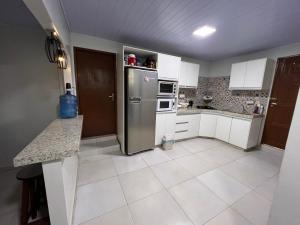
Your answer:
177,108 -> 264,119
13,116 -> 83,167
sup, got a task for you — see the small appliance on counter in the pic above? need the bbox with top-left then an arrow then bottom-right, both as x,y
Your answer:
59,83 -> 77,118
188,100 -> 194,108
253,102 -> 264,115
203,95 -> 213,104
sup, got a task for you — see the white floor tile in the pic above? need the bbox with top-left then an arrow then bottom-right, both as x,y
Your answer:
74,177 -> 126,225
237,155 -> 280,178
250,149 -> 283,168
151,161 -> 193,188
129,190 -> 193,225
254,175 -> 279,201
221,161 -> 269,188
77,158 -> 117,186
175,154 -> 219,176
179,138 -> 216,153
196,148 -> 238,165
198,169 -> 251,204
79,153 -> 111,164
119,167 -> 163,203
164,143 -> 191,159
169,179 -> 228,225
112,154 -> 147,174
82,206 -> 134,225
204,144 -> 247,162
205,208 -> 252,225
232,191 -> 272,225
141,148 -> 171,166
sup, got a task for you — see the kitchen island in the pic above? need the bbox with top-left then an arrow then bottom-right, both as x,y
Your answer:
14,116 -> 83,225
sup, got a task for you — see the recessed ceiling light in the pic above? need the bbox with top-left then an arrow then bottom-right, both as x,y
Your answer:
193,25 -> 216,38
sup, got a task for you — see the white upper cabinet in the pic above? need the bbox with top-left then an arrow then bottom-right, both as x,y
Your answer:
229,62 -> 246,89
179,61 -> 200,88
157,53 -> 181,80
244,59 -> 267,88
229,58 -> 274,90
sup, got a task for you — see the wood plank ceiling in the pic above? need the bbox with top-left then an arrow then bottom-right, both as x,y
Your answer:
60,0 -> 300,60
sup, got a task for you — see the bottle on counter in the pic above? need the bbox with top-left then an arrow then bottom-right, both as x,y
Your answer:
59,83 -> 77,118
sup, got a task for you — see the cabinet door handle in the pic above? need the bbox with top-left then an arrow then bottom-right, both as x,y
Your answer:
176,122 -> 188,124
175,130 -> 188,133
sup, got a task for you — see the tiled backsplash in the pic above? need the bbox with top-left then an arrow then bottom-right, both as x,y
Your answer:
179,77 -> 270,114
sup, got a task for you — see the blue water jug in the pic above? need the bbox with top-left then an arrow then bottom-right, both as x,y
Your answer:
60,83 -> 77,118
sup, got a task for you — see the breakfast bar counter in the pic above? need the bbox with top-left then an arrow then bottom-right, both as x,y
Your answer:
14,116 -> 83,167
13,116 -> 83,225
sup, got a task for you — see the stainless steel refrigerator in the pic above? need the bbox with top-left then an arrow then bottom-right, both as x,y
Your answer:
125,68 -> 158,155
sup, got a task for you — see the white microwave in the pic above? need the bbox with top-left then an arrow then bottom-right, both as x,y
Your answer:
158,80 -> 177,96
157,97 -> 176,112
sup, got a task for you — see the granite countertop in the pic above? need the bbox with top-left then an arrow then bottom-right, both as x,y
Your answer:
177,108 -> 264,119
13,116 -> 83,167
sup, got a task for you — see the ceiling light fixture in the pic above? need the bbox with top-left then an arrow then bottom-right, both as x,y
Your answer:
193,25 -> 216,38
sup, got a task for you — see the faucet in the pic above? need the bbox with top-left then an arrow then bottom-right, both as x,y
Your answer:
241,104 -> 247,114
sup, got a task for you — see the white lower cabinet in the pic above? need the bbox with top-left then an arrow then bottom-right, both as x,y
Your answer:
175,114 -> 201,140
199,114 -> 217,138
157,112 -> 262,149
155,113 -> 176,145
215,116 -> 232,142
229,117 -> 262,149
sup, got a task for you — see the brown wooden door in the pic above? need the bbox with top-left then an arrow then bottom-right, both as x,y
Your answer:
262,55 -> 300,149
74,47 -> 116,138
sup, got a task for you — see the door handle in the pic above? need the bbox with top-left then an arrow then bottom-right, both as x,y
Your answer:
108,93 -> 115,102
270,102 -> 277,106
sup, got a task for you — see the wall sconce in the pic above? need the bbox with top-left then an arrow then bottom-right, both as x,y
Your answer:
57,49 -> 68,69
45,31 -> 67,69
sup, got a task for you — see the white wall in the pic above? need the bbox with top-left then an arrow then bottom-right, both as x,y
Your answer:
268,88 -> 300,225
208,42 -> 300,77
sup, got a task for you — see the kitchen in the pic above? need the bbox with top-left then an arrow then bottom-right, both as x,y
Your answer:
2,1 -> 300,225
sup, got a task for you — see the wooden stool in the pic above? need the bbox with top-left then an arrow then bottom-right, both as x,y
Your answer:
16,164 -> 46,225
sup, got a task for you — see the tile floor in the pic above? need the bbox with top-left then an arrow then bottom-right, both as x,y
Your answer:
74,138 -> 284,225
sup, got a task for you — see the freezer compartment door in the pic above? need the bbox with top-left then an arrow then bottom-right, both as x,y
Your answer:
127,68 -> 158,101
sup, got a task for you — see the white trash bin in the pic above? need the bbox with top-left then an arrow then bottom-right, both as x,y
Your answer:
162,133 -> 174,150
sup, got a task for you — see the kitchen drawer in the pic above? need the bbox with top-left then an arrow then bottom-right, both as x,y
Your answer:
176,115 -> 190,123
175,130 -> 189,140
175,122 -> 189,131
